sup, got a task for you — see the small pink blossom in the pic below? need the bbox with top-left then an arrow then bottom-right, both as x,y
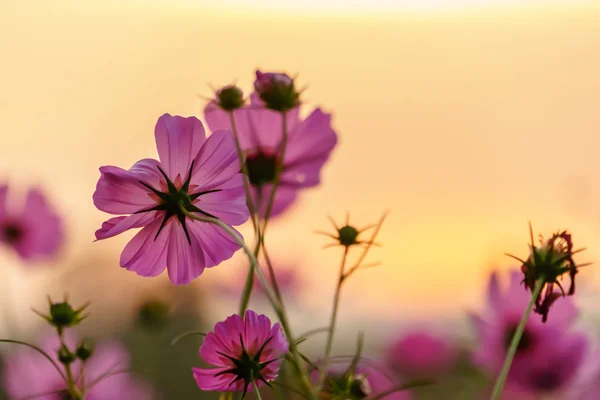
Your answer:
193,310 -> 288,394
3,334 -> 153,400
0,185 -> 64,261
386,329 -> 458,377
204,95 -> 337,218
93,113 -> 249,285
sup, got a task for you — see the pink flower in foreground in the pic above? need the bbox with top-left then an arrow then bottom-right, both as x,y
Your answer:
3,334 -> 152,400
315,361 -> 411,400
472,270 -> 578,372
0,185 -> 64,261
205,93 -> 337,218
193,310 -> 288,394
93,114 -> 249,285
386,329 -> 458,377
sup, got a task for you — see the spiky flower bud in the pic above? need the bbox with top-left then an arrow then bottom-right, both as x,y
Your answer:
253,70 -> 300,112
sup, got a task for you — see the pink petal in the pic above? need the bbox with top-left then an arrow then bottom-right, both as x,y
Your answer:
193,174 -> 249,226
488,272 -> 502,312
154,113 -> 206,179
191,129 -> 241,191
93,165 -> 158,215
187,220 -> 241,269
120,217 -> 170,278
193,367 -> 241,392
251,184 -> 298,219
242,310 -> 272,354
0,184 -> 8,220
281,108 -> 337,188
15,188 -> 64,260
84,342 -> 129,383
166,219 -> 207,285
203,102 -> 232,132
95,212 -> 157,240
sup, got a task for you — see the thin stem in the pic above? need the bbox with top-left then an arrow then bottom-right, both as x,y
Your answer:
262,243 -> 285,306
0,339 -> 68,383
181,208 -> 318,400
228,111 -> 258,235
317,247 -> 349,391
238,241 -> 260,315
490,278 -> 545,400
252,380 -> 263,400
59,331 -> 83,400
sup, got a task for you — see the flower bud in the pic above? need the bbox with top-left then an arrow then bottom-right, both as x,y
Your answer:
253,70 -> 300,112
34,296 -> 90,333
58,344 -> 76,365
215,85 -> 245,111
75,339 -> 95,361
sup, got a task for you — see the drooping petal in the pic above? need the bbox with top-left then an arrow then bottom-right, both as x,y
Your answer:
120,217 -> 170,278
166,219 -> 207,285
281,108 -> 337,188
191,129 -> 241,191
95,212 -> 157,240
154,113 -> 206,179
93,165 -> 158,215
193,174 -> 249,226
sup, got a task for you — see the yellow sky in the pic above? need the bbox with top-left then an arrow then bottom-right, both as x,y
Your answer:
1,0 -> 600,331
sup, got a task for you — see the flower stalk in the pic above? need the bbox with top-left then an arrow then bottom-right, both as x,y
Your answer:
490,277 -> 545,400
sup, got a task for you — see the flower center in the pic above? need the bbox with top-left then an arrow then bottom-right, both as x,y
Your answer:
531,370 -> 562,391
504,324 -> 533,353
245,151 -> 278,186
2,223 -> 22,244
136,162 -> 221,244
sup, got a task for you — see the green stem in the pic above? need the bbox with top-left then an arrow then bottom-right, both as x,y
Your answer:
490,278 -> 545,400
0,339 -> 68,383
317,247 -> 349,391
252,379 -> 263,400
228,111 -> 258,235
238,241 -> 260,315
181,209 -> 318,400
58,331 -> 83,400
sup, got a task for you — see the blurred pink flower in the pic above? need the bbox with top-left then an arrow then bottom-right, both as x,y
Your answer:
314,361 -> 412,400
204,94 -> 338,218
193,310 -> 288,394
0,185 -> 64,261
3,334 -> 152,399
472,270 -> 578,372
93,113 -> 249,285
386,329 -> 458,377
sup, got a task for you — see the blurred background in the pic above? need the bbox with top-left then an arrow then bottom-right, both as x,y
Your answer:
1,0 -> 600,398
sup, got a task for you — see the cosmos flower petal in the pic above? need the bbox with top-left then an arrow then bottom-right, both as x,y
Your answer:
120,218 -> 170,278
166,219 -> 207,285
204,102 -> 232,132
194,174 -> 249,225
191,129 -> 241,191
154,113 -> 206,179
0,184 -> 8,220
93,165 -> 158,215
193,367 -> 240,392
187,220 -> 241,271
488,271 -> 502,313
95,212 -> 157,240
281,108 -> 338,188
252,184 -> 298,219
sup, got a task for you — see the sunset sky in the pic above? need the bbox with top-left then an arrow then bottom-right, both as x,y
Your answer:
1,0 -> 600,336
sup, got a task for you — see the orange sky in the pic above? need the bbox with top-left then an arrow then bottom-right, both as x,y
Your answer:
1,1 -> 600,334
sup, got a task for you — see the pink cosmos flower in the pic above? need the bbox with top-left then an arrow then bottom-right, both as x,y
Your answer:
472,270 -> 578,372
204,93 -> 338,218
386,329 -> 458,377
193,310 -> 288,394
504,330 -> 588,398
315,361 -> 412,400
93,113 -> 249,285
0,185 -> 64,261
3,334 -> 153,399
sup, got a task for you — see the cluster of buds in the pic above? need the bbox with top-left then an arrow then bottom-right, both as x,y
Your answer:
509,225 -> 588,322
